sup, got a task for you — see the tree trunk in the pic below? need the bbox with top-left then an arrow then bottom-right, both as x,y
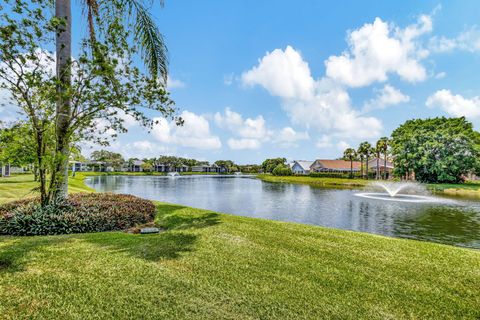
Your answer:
365,156 -> 369,180
50,0 -> 72,202
383,152 -> 387,180
376,155 -> 380,180
360,157 -> 363,178
350,159 -> 353,179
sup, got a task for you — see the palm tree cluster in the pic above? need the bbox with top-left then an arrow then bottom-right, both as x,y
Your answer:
343,137 -> 390,180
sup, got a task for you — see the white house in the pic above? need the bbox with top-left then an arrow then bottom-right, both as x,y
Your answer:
291,160 -> 313,174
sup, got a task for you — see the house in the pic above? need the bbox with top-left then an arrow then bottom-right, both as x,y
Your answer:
310,159 -> 361,173
0,163 -> 10,177
88,161 -> 108,172
191,164 -> 226,173
291,160 -> 313,174
154,163 -> 189,172
130,160 -> 145,172
368,157 -> 395,179
70,161 -> 89,172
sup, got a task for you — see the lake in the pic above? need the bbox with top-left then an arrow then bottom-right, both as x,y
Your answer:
86,175 -> 480,249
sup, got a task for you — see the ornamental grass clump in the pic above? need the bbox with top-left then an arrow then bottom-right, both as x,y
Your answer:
0,193 -> 156,236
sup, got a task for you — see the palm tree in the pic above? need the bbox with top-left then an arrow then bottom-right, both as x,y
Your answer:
374,140 -> 382,180
343,148 -> 357,179
358,142 -> 372,179
52,0 -> 169,201
376,137 -> 389,180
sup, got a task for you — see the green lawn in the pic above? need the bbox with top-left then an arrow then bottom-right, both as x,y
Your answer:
0,175 -> 479,319
257,174 -> 368,188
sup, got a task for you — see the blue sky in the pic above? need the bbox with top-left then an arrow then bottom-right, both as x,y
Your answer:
4,1 -> 480,164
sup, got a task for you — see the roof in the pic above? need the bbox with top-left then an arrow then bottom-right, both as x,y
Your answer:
132,160 -> 145,166
368,157 -> 394,168
313,159 -> 361,170
292,160 -> 313,171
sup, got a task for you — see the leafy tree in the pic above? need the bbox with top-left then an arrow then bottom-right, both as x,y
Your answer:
376,137 -> 389,180
91,150 -> 125,169
0,1 -> 177,204
214,160 -> 236,172
0,122 -> 39,178
261,158 -> 286,173
141,162 -> 153,172
391,117 -> 480,183
343,148 -> 357,178
357,142 -> 372,179
272,164 -> 292,176
51,0 -> 171,201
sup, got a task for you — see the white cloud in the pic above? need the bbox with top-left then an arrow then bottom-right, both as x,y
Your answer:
435,72 -> 446,79
363,84 -> 410,112
227,138 -> 261,150
242,47 -> 383,140
429,27 -> 480,53
214,107 -> 273,149
276,127 -> 309,148
316,135 -> 333,148
336,141 -> 351,151
151,111 -> 222,150
241,46 -> 315,100
426,90 -> 480,119
167,77 -> 186,89
325,15 -> 431,87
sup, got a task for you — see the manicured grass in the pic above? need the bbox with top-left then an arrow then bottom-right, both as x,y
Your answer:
257,174 -> 368,188
0,174 -> 479,318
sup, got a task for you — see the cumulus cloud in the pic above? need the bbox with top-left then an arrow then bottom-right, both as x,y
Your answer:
214,107 -> 272,149
325,15 -> 432,87
426,90 -> 480,119
151,111 -> 221,150
336,141 -> 351,151
241,47 -> 383,140
363,84 -> 410,112
429,27 -> 480,53
167,77 -> 186,90
227,138 -> 261,150
242,46 -> 315,100
316,135 -> 333,148
275,127 -> 309,147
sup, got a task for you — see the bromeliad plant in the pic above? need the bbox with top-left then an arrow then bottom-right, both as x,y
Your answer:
0,193 -> 156,236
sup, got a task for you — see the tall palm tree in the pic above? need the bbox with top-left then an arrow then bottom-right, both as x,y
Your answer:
343,148 -> 357,179
358,141 -> 372,179
377,137 -> 389,180
374,139 -> 382,180
52,0 -> 169,201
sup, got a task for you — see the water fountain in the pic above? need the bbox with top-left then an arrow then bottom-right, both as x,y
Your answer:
234,172 -> 242,176
355,181 -> 445,203
167,172 -> 180,177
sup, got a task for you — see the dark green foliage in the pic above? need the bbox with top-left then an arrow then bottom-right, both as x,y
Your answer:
262,158 -> 287,173
0,193 -> 155,236
391,117 -> 480,183
272,164 -> 292,176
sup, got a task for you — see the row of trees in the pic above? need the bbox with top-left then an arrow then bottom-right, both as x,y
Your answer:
1,0 -> 176,205
343,137 -> 389,180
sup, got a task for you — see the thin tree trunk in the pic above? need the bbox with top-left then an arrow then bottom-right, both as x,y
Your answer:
360,157 -> 363,178
50,0 -> 72,202
383,152 -> 387,180
350,159 -> 353,179
366,156 -> 369,180
376,154 -> 380,180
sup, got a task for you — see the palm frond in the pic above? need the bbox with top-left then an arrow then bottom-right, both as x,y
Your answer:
125,0 -> 169,83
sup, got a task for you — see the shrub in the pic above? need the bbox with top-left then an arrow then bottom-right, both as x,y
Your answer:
0,193 -> 156,236
309,172 -> 376,179
272,164 -> 292,176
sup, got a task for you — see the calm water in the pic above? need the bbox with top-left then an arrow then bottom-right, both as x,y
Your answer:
86,175 -> 480,249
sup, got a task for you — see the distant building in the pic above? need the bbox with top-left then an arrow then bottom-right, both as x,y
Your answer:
154,163 -> 188,173
70,161 -> 89,172
191,164 -> 226,173
368,157 -> 395,179
310,159 -> 361,173
0,163 -> 10,177
130,160 -> 145,172
291,160 -> 313,174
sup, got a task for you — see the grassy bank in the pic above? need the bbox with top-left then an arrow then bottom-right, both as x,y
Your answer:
258,174 -> 480,196
257,174 -> 368,188
0,174 -> 479,318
